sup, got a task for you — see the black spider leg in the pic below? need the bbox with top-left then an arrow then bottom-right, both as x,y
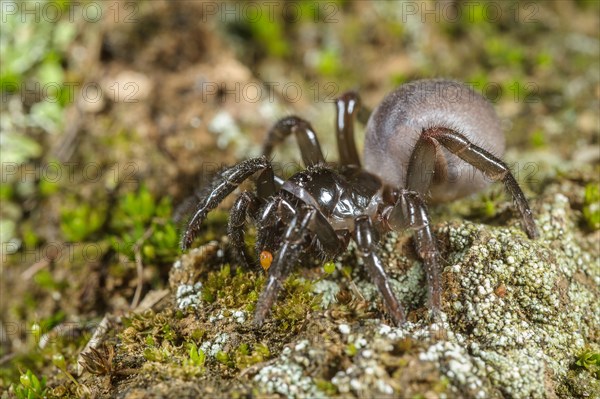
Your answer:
407,127 -> 538,239
391,190 -> 443,320
253,206 -> 343,327
254,197 -> 295,256
262,116 -> 326,167
227,192 -> 261,269
253,208 -> 312,327
335,92 -> 362,167
353,216 -> 405,325
181,156 -> 272,250
227,165 -> 279,268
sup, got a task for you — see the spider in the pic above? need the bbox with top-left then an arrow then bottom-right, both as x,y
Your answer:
181,79 -> 538,327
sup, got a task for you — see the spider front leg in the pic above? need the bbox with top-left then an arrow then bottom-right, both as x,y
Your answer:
253,208 -> 314,327
228,192 -> 261,269
256,193 -> 306,257
228,165 -> 280,269
387,190 -> 442,320
253,205 -> 343,327
181,156 -> 272,250
353,215 -> 406,325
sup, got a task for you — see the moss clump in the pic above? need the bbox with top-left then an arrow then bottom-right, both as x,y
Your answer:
199,264 -> 264,312
14,369 -> 47,399
271,277 -> 322,331
60,198 -> 107,242
582,183 -> 600,230
109,185 -> 180,263
575,349 -> 600,379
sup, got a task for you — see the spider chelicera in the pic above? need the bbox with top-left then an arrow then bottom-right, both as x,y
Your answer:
181,79 -> 538,327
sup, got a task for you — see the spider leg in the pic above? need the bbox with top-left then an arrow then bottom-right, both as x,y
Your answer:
228,192 -> 261,269
263,116 -> 326,167
335,92 -> 362,167
181,156 -> 272,250
335,90 -> 372,166
353,215 -> 406,325
387,190 -> 442,319
253,208 -> 315,327
255,162 -> 277,199
419,127 -> 538,239
254,206 -> 342,326
406,135 -> 441,196
255,194 -> 342,255
254,197 -> 296,258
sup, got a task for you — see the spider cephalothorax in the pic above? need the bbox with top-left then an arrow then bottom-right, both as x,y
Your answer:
181,79 -> 538,327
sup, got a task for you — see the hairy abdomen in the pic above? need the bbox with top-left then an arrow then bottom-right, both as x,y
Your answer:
364,79 -> 505,202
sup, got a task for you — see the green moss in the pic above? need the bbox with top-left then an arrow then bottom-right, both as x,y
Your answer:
529,129 -> 547,148
200,264 -> 265,310
60,199 -> 106,242
14,369 -> 47,399
186,343 -> 206,368
38,175 -> 60,197
109,185 -> 180,263
535,51 -> 553,68
314,378 -> 338,395
471,192 -> 501,219
390,73 -> 406,86
316,49 -> 342,77
583,183 -> 600,230
255,343 -> 271,358
143,346 -> 170,362
576,349 -> 600,378
242,3 -> 289,58
272,277 -> 321,331
323,261 -> 336,274
215,351 -> 234,367
345,343 -> 358,357
559,368 -> 600,398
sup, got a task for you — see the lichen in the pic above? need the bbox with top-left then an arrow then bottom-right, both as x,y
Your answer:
253,340 -> 326,398
234,189 -> 598,398
86,184 -> 598,398
175,282 -> 203,309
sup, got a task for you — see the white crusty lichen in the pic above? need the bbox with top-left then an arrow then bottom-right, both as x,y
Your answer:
175,282 -> 203,309
433,192 -> 598,398
207,309 -> 247,324
312,279 -> 340,309
419,340 -> 487,398
331,328 -> 395,396
199,332 -> 230,358
249,192 -> 598,398
253,340 -> 326,398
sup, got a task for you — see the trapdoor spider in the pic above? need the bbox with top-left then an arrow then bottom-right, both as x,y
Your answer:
181,79 -> 538,327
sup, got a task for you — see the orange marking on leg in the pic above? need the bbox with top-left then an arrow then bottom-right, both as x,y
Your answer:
259,250 -> 273,271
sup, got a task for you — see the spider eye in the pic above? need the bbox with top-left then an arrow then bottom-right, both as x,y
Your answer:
259,251 -> 273,271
